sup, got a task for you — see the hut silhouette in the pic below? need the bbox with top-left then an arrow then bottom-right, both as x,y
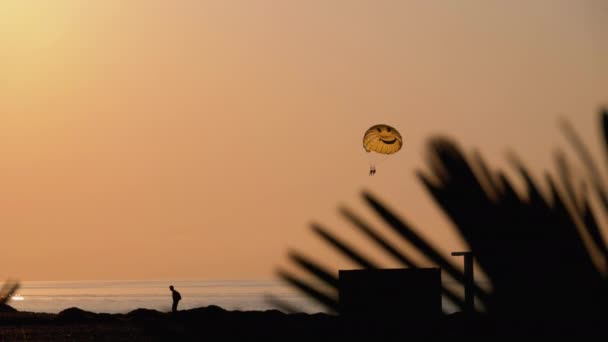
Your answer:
339,268 -> 441,319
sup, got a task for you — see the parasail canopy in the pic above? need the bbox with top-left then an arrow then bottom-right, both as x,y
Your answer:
362,124 -> 403,154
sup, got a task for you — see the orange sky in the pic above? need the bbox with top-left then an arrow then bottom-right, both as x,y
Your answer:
1,0 -> 606,281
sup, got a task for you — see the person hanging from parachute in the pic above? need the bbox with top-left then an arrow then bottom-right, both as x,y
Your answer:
363,124 -> 402,176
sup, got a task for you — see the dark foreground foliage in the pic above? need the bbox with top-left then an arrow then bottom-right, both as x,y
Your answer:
277,109 -> 608,338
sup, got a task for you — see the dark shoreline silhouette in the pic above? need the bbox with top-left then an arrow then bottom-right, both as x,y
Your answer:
0,304 -> 497,341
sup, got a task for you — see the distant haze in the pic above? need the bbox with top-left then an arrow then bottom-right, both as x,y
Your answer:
1,0 -> 606,281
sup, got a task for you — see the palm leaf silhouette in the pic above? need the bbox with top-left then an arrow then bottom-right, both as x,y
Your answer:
274,109 -> 607,335
0,280 -> 20,306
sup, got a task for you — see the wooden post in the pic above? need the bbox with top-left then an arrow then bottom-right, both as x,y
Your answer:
451,251 -> 474,313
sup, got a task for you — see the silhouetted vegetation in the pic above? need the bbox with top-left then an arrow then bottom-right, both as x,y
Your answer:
0,280 -> 19,311
276,109 -> 608,337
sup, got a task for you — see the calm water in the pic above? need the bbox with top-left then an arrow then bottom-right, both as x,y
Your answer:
9,279 -> 328,314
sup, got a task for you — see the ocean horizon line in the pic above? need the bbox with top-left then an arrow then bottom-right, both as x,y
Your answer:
7,279 -> 328,314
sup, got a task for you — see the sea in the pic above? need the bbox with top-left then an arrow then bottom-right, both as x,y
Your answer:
8,279 -> 328,314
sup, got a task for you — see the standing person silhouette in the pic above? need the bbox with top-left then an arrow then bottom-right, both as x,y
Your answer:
169,285 -> 181,312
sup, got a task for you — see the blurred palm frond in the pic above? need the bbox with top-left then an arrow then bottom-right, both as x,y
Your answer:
274,109 -> 608,331
0,280 -> 20,306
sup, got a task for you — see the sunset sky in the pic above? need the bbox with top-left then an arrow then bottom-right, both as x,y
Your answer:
1,0 -> 606,281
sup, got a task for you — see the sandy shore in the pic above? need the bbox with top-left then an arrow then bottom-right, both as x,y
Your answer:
0,304 -> 458,341
1,304 -> 602,340
0,305 -> 345,341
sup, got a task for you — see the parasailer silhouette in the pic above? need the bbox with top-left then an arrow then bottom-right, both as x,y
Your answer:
363,124 -> 402,175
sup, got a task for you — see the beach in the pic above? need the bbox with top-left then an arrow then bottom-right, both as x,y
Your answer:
0,304 -> 464,341
1,289 -> 603,340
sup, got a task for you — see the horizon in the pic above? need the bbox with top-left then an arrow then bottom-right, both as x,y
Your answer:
1,0 -> 607,282
8,278 -> 327,314
9,277 -> 480,314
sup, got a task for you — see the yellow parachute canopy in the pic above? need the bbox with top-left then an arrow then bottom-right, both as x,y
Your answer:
363,124 -> 403,154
